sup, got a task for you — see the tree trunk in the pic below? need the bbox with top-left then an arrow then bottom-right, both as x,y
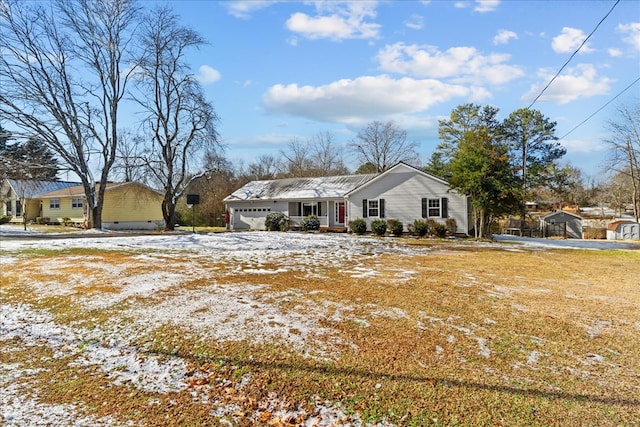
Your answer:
162,197 -> 176,231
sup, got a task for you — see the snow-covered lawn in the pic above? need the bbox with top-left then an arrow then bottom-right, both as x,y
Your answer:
1,225 -> 639,426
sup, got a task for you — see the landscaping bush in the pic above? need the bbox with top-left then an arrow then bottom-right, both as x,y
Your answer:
387,219 -> 404,236
433,223 -> 447,238
371,219 -> 387,236
61,217 -> 72,227
349,218 -> 367,235
300,215 -> 320,232
36,217 -> 49,225
0,215 -> 11,225
583,227 -> 606,240
412,219 -> 429,237
265,211 -> 289,231
446,217 -> 457,235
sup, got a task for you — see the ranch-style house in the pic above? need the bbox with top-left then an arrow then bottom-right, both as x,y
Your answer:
224,162 -> 473,235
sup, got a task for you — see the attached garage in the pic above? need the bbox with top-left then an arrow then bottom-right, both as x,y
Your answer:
607,220 -> 640,240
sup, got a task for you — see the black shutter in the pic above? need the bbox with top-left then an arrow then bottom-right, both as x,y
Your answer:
421,198 -> 427,218
362,199 -> 368,218
441,197 -> 448,218
318,202 -> 322,216
380,198 -> 385,218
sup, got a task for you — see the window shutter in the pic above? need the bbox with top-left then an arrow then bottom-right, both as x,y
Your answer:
380,199 -> 385,218
317,202 -> 322,217
421,198 -> 427,218
362,199 -> 368,218
298,202 -> 302,216
441,197 -> 448,218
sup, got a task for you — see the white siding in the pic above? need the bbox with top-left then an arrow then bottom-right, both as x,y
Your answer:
346,164 -> 470,234
227,201 -> 288,230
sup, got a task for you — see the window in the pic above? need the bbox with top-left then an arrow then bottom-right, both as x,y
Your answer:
72,198 -> 83,209
368,200 -> 379,217
362,199 -> 385,218
428,199 -> 440,217
301,202 -> 322,217
422,197 -> 448,218
50,199 -> 60,209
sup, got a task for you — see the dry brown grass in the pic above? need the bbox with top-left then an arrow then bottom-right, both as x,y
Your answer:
1,238 -> 639,426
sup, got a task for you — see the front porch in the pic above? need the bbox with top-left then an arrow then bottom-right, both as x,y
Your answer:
287,200 -> 347,229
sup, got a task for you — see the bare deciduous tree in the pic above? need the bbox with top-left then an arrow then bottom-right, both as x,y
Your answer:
0,0 -> 140,228
309,132 -> 348,176
280,138 -> 314,178
132,7 -> 220,230
348,120 -> 419,173
248,154 -> 282,180
603,100 -> 640,221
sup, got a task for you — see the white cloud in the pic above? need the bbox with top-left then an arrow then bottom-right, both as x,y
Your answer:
552,27 -> 594,54
285,2 -> 381,41
523,64 -> 612,104
225,0 -> 275,19
608,48 -> 623,57
452,1 -> 500,12
262,75 -> 473,124
560,136 -> 606,155
376,42 -> 524,85
493,29 -> 518,45
196,65 -> 221,84
405,14 -> 424,30
617,22 -> 640,51
475,0 -> 500,13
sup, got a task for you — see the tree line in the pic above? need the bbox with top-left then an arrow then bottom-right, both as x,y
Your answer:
1,1 -> 637,232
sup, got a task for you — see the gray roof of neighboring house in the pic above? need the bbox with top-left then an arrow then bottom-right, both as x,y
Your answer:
6,179 -> 80,198
540,210 -> 583,221
224,174 -> 378,202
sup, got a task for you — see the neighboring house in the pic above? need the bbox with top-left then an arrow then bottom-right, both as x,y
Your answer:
1,179 -> 165,230
1,179 -> 79,223
540,210 -> 584,239
224,162 -> 473,235
607,220 -> 640,240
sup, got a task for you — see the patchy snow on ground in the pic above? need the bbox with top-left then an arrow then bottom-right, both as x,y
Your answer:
1,225 -> 637,426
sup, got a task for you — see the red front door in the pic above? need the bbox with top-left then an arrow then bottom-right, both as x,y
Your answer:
337,202 -> 345,224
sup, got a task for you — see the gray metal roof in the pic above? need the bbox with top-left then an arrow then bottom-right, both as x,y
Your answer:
224,174 -> 378,202
6,179 -> 80,198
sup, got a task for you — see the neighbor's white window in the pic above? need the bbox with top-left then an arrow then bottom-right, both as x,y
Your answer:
50,199 -> 60,209
72,198 -> 83,209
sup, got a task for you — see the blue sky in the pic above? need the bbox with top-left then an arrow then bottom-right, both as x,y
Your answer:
169,0 -> 639,177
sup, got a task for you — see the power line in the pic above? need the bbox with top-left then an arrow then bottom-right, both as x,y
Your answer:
559,76 -> 640,140
527,0 -> 621,109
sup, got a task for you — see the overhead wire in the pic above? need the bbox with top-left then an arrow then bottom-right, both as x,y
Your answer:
560,76 -> 640,140
527,0 -> 621,109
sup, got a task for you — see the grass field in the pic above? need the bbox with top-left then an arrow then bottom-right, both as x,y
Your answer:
1,231 -> 639,426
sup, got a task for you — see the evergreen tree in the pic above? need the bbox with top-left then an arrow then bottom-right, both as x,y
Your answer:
502,108 -> 565,220
448,128 -> 519,238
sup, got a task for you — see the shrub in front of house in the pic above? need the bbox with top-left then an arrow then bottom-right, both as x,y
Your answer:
371,218 -> 387,236
265,211 -> 289,231
0,215 -> 11,225
61,217 -> 71,226
433,222 -> 447,238
36,217 -> 50,225
446,217 -> 457,235
387,219 -> 404,236
300,215 -> 320,232
412,219 -> 429,237
349,218 -> 367,235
